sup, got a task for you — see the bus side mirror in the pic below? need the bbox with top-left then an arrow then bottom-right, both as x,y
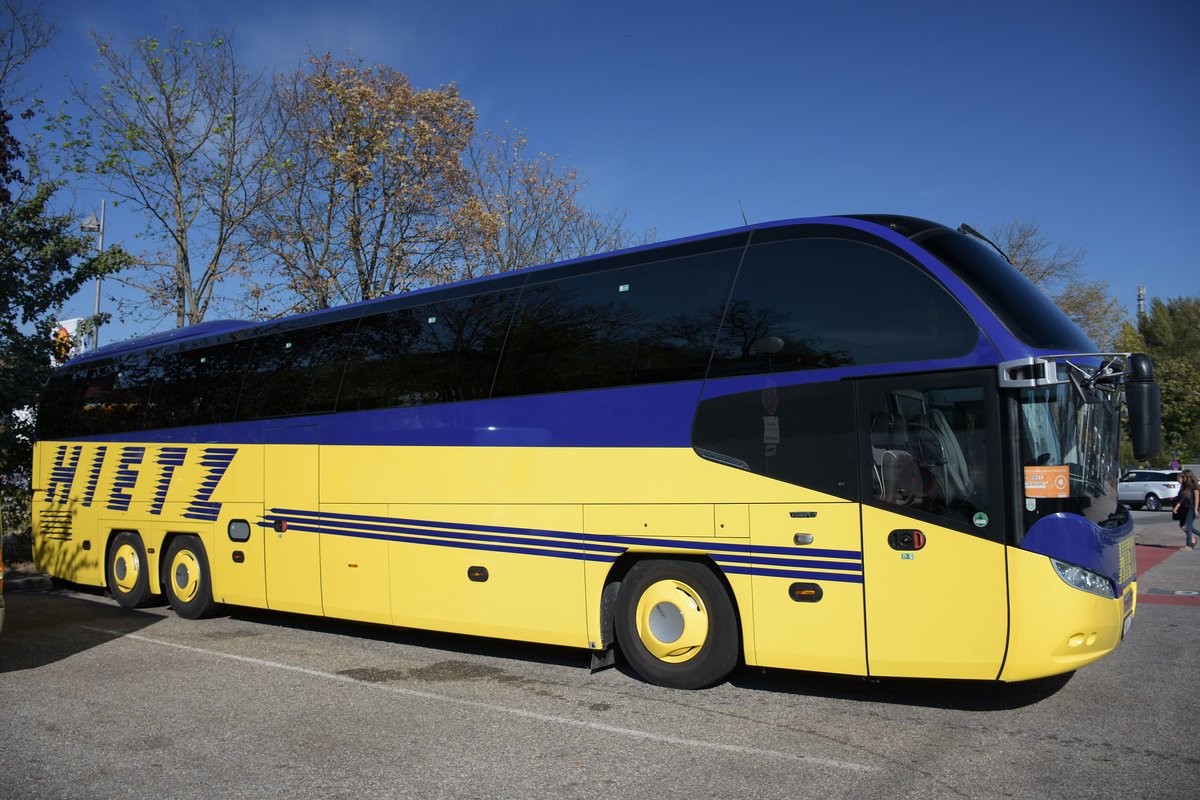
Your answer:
1126,353 -> 1161,461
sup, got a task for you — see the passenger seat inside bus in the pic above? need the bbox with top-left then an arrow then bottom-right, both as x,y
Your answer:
871,412 -> 920,505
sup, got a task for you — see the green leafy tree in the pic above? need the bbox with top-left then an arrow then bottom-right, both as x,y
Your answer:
0,101 -> 129,541
1138,297 -> 1200,462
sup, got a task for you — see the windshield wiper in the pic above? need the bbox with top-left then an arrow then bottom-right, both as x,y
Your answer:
1063,355 -> 1125,404
957,223 -> 1013,265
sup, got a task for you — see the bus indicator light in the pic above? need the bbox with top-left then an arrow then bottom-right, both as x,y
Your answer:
789,582 -> 823,603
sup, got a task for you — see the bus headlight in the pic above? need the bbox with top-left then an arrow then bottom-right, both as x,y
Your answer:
1051,558 -> 1115,598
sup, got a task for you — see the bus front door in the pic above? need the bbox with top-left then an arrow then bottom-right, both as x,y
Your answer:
858,373 -> 1009,680
264,427 -> 323,616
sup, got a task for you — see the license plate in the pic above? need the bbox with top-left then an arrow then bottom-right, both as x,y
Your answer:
1123,613 -> 1134,639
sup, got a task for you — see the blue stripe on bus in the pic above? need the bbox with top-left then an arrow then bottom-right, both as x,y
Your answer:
708,552 -> 864,573
267,507 -> 864,562
304,517 -> 628,556
267,522 -> 617,563
259,509 -> 864,582
721,564 -> 865,583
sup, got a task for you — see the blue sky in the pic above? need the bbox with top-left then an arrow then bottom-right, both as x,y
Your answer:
17,0 -> 1200,343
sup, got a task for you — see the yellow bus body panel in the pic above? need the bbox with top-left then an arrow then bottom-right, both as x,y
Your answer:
747,502 -> 867,675
387,503 -> 586,645
1001,547 -> 1130,681
862,505 -> 1008,679
209,501 -> 267,608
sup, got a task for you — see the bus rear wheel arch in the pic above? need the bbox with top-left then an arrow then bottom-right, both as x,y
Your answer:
162,535 -> 216,620
105,531 -> 153,609
614,558 -> 739,689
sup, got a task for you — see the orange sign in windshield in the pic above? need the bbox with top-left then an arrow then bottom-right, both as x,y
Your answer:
1024,465 -> 1071,498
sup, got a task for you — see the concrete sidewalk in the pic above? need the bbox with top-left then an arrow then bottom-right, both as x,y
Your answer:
1131,508 -> 1200,603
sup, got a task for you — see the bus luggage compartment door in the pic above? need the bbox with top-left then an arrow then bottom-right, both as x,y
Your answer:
264,427 -> 323,616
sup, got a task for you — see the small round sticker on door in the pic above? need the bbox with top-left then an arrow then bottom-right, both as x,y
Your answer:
973,512 -> 989,528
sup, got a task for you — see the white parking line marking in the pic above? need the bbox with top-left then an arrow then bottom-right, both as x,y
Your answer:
81,625 -> 876,772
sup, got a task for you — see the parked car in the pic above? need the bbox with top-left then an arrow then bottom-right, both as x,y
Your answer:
1118,470 -> 1181,511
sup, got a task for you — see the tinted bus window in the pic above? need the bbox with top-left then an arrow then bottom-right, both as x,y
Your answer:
494,249 -> 740,396
36,369 -> 91,440
916,229 -> 1095,351
709,237 -> 978,376
692,380 -> 858,499
146,339 -> 254,428
239,319 -> 359,420
859,374 -> 1002,539
338,290 -> 518,411
76,356 -> 157,435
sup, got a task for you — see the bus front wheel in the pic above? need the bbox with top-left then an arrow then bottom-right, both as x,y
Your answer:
163,536 -> 216,620
615,560 -> 738,689
106,531 -> 152,608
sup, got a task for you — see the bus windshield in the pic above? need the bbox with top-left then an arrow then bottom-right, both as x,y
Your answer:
1017,381 -> 1122,533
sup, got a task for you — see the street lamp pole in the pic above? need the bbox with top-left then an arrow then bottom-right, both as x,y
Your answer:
81,199 -> 106,351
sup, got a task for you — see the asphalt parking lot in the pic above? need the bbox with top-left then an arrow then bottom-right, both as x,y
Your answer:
1,509 -> 1196,800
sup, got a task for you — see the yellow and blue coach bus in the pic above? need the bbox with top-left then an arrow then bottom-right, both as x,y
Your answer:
32,215 -> 1160,689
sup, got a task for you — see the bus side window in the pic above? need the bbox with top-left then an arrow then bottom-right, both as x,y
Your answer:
338,289 -> 518,412
144,340 -> 254,429
36,369 -> 91,440
493,249 -> 740,397
238,319 -> 359,420
691,380 -> 858,500
860,378 -> 997,536
708,235 -> 978,378
76,356 -> 156,436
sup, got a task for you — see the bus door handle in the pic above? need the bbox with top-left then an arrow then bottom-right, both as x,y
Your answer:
888,529 -> 925,551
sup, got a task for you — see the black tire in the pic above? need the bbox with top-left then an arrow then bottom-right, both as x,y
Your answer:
1144,493 -> 1162,512
615,560 -> 739,689
106,531 -> 152,608
163,536 -> 216,620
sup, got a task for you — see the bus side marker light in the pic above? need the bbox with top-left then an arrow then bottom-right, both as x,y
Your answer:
273,519 -> 287,533
232,551 -> 244,564
468,566 -> 489,583
789,582 -> 823,603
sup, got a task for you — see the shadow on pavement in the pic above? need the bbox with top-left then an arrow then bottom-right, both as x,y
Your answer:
725,665 -> 1073,710
0,589 -> 164,674
224,605 -> 589,671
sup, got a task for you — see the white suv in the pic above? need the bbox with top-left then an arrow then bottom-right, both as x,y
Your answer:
1118,470 -> 1181,511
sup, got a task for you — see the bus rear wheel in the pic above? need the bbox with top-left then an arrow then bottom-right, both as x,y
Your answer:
615,560 -> 738,689
163,536 -> 216,620
106,531 -> 152,608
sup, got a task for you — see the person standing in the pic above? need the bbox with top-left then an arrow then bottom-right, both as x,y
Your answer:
1173,470 -> 1199,549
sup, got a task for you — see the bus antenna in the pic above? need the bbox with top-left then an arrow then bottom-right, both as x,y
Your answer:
738,200 -> 749,226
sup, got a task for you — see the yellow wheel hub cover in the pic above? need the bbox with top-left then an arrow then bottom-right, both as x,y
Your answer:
170,549 -> 201,603
112,543 -> 141,593
634,579 -> 709,663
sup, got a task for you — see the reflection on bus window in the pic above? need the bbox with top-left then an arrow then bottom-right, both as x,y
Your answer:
868,385 -> 989,528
